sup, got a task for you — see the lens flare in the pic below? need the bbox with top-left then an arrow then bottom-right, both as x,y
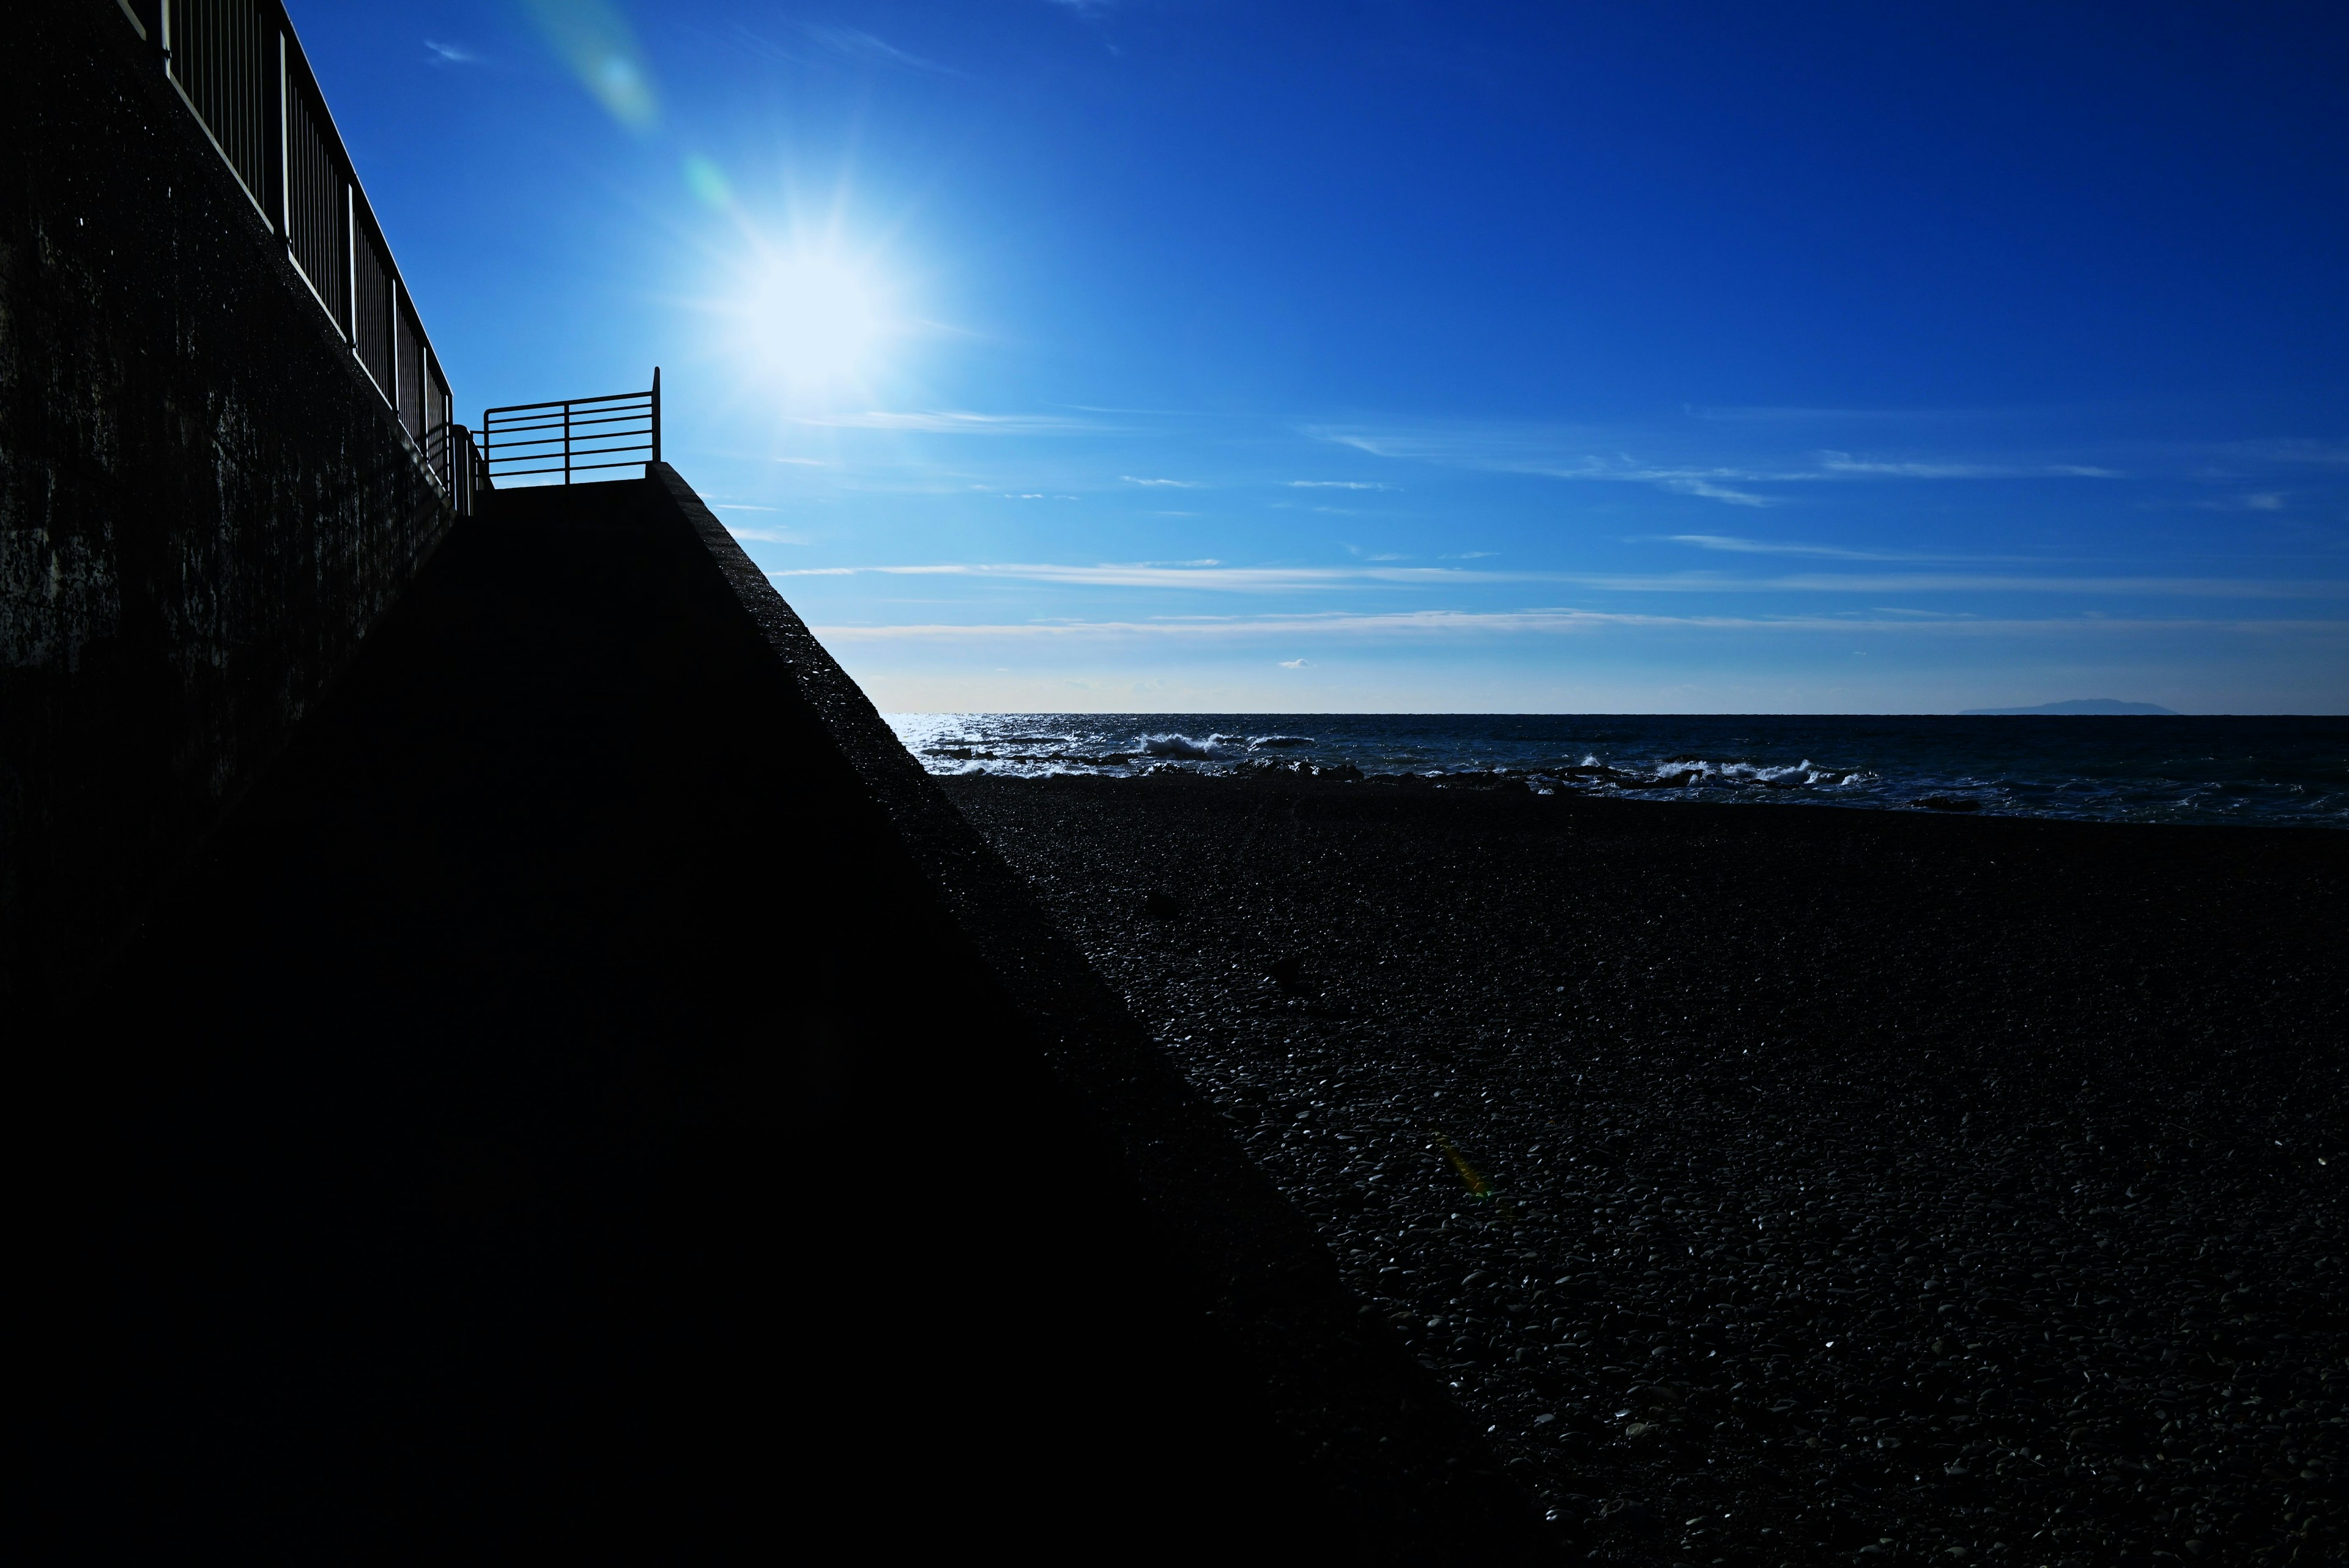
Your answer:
520,0 -> 658,132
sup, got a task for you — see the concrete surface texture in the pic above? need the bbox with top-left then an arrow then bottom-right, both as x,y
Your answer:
23,472 -> 1543,1561
0,2 -> 450,1014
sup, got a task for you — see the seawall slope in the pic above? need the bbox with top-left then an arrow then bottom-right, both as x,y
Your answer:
29,472 -> 1544,1560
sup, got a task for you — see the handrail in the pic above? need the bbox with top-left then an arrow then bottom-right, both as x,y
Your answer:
479,369 -> 662,489
121,0 -> 462,503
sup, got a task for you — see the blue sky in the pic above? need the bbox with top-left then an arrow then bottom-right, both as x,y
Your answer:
297,1 -> 2347,713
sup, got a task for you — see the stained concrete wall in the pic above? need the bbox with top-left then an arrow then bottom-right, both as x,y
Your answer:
0,2 -> 451,1011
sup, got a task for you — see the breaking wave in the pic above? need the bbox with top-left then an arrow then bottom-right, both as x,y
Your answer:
883,712 -> 2349,827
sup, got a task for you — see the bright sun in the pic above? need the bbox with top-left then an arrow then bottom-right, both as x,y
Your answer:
735,251 -> 891,388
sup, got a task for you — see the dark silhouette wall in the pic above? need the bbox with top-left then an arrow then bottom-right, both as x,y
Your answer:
0,2 -> 451,1013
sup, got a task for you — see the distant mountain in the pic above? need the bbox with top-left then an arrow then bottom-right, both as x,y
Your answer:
1958,698 -> 2181,716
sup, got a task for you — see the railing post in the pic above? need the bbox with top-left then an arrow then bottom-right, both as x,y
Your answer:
651,366 -> 661,468
563,402 -> 572,485
345,183 -> 357,353
389,278 -> 401,430
275,31 -> 290,243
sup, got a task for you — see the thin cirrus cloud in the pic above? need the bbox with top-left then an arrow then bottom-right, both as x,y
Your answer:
1306,424 -> 2129,505
786,410 -> 1105,435
725,21 -> 954,74
770,560 -> 2349,599
1666,533 -> 1971,562
1313,427 -> 1814,503
1815,451 -> 2123,479
423,39 -> 481,65
2181,492 -> 2288,512
810,608 -> 2349,642
2214,439 -> 2349,467
1664,478 -> 1774,506
1121,476 -> 1198,487
776,561 -> 1490,591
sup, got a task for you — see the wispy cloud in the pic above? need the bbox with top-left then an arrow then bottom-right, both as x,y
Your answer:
2182,492 -> 2288,512
1309,422 -> 2129,505
727,21 -> 953,74
798,23 -> 952,72
771,559 -> 2349,599
777,561 -> 1482,591
788,410 -> 1103,435
424,39 -> 481,65
1312,426 -> 1809,504
1816,451 -> 2121,479
1682,404 -> 2005,423
1668,533 -> 1944,561
1289,479 -> 1389,490
1661,478 -> 1774,506
1278,657 -> 1310,667
811,608 -> 2349,641
1121,475 -> 1197,487
2218,439 -> 2349,467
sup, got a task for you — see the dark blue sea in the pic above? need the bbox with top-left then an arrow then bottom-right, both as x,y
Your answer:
888,713 -> 2349,828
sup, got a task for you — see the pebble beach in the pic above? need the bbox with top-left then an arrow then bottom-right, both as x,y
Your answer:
946,774 -> 2348,1566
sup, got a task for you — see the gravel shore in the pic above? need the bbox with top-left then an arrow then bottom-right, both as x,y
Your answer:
944,774 -> 2348,1567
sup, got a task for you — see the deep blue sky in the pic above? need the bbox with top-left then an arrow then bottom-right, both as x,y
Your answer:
294,1 -> 2347,712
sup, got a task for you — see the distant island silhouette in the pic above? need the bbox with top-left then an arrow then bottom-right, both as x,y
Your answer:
1958,698 -> 2181,716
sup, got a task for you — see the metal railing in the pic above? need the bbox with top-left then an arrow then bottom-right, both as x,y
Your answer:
447,424 -> 485,516
479,370 -> 662,488
116,0 -> 462,503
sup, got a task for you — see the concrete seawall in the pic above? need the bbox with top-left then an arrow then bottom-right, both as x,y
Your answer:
25,472 -> 1544,1558
1,4 -> 451,1015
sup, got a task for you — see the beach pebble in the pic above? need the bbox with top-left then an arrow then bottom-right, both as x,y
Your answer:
948,773 -> 2348,1567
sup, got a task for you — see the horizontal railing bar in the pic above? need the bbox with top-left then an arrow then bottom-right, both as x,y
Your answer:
480,418 -> 651,437
482,459 -> 655,478
481,412 -> 651,435
482,442 -> 653,457
480,442 -> 651,456
478,390 -> 654,416
483,447 -> 654,462
482,432 -> 650,448
483,402 -> 650,420
480,422 -> 649,440
482,454 -> 653,471
480,445 -> 648,460
479,401 -> 649,422
482,449 -> 651,464
481,443 -> 653,455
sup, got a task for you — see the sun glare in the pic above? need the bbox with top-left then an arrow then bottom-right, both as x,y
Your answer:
729,250 -> 894,388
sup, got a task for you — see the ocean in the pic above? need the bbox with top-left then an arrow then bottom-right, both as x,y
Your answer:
886,713 -> 2349,828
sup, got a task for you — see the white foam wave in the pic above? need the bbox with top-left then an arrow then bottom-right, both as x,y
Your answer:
1140,733 -> 1242,761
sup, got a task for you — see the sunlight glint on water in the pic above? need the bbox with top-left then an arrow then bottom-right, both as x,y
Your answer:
886,714 -> 2349,828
